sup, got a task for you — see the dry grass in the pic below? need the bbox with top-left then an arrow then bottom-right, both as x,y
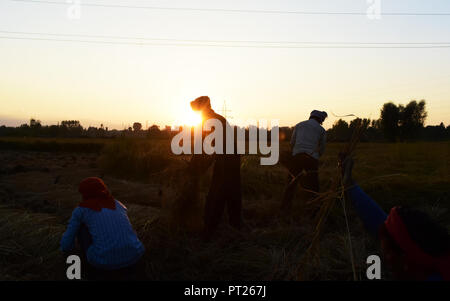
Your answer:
0,138 -> 448,280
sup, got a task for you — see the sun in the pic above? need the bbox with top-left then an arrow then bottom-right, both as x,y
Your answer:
181,110 -> 202,126
172,98 -> 203,127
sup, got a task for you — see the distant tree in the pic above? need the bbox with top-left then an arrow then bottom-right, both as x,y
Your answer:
399,100 -> 427,140
29,118 -> 41,128
60,120 -> 82,137
349,118 -> 370,131
371,119 -> 381,129
349,118 -> 371,141
27,118 -> 42,136
148,124 -> 161,137
149,124 -> 159,131
364,119 -> 383,141
327,119 -> 351,141
133,122 -> 142,132
380,102 -> 400,142
61,120 -> 81,128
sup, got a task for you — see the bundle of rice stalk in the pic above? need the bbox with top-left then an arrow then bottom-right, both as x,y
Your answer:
297,119 -> 366,280
159,164 -> 205,234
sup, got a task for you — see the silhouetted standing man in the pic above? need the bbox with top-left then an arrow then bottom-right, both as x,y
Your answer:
189,96 -> 242,241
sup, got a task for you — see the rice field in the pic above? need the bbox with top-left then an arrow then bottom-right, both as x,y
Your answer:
0,138 -> 448,280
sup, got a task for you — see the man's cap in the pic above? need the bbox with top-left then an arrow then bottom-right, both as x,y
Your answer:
190,96 -> 211,110
310,110 -> 328,122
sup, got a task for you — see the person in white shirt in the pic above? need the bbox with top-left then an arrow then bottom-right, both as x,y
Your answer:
281,110 -> 327,210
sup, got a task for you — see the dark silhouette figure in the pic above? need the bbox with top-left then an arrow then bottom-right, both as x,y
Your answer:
281,110 -> 327,211
189,96 -> 242,241
340,154 -> 450,280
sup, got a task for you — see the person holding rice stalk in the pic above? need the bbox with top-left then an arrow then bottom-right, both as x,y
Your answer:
60,177 -> 145,280
281,110 -> 328,210
340,155 -> 450,280
188,96 -> 243,241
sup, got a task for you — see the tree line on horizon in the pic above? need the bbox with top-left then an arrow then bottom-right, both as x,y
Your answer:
0,100 -> 449,142
326,100 -> 449,142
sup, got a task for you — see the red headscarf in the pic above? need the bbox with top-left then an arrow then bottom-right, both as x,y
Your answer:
78,177 -> 116,211
385,207 -> 450,280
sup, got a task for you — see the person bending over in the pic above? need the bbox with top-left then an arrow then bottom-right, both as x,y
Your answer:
189,96 -> 243,241
60,177 -> 145,280
281,110 -> 328,210
340,155 -> 450,281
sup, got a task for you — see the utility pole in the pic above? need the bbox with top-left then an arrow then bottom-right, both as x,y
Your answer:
221,100 -> 232,119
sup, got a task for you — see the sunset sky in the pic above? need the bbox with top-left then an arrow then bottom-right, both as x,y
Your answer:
1,0 -> 450,130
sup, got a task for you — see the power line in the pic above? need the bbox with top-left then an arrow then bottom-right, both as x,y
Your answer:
2,30 -> 450,45
2,35 -> 450,48
11,0 -> 450,16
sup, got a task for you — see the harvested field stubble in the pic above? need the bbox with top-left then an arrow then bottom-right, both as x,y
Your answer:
0,138 -> 448,280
